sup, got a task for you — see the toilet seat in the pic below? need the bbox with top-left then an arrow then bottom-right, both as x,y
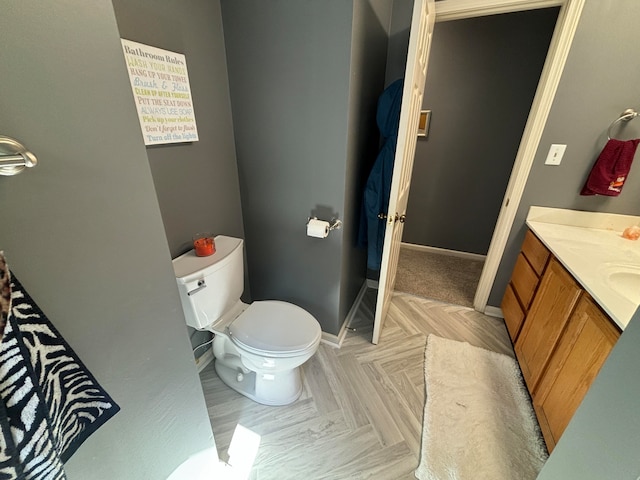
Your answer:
229,300 -> 321,357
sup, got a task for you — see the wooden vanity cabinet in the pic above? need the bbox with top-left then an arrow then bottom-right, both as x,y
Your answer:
501,230 -> 550,341
505,229 -> 621,452
532,294 -> 620,451
515,258 -> 582,393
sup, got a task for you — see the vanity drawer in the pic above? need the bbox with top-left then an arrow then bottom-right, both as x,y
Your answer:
502,229 -> 550,343
521,230 -> 550,276
511,253 -> 539,310
501,283 -> 525,339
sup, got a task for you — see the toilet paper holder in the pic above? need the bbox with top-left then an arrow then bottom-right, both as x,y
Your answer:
307,217 -> 342,232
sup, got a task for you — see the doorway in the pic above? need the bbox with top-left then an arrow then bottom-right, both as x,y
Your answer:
395,8 -> 560,308
371,0 -> 586,342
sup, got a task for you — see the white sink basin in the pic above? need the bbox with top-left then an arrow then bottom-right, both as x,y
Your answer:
603,265 -> 640,304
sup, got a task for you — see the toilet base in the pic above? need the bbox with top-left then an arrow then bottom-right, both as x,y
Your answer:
214,360 -> 303,406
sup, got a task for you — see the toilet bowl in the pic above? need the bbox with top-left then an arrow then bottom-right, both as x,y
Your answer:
172,236 -> 322,406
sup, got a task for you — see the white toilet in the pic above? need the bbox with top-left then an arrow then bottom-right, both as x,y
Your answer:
172,235 -> 322,406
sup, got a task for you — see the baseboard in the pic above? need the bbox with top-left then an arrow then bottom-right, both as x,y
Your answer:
366,278 -> 379,289
320,331 -> 342,348
345,281 -> 369,329
321,281 -> 368,349
483,305 -> 504,319
401,242 -> 486,262
195,347 -> 214,373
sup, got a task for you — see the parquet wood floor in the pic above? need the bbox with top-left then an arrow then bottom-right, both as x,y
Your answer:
199,290 -> 514,479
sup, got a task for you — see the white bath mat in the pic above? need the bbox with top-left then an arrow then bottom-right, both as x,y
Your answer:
415,335 -> 548,480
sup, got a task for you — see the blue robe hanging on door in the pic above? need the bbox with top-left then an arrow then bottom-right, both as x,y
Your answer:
359,79 -> 404,271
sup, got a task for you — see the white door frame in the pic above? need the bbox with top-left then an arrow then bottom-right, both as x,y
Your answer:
431,0 -> 585,313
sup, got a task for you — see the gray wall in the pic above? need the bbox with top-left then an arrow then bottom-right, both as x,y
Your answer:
341,0 -> 393,321
386,0 -> 450,87
111,0 -> 245,354
403,9 -> 558,254
0,2 -> 214,479
221,0 -> 378,335
385,0 -> 413,87
537,307 -> 640,479
112,0 -> 244,259
489,0 -> 640,306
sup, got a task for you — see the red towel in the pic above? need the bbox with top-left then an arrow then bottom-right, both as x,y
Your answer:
581,138 -> 640,196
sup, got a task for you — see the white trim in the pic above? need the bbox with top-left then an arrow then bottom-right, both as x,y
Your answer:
366,278 -> 379,289
435,0 -> 563,22
471,0 -> 585,311
320,331 -> 342,348
483,305 -> 504,319
346,281 -> 370,328
401,242 -> 486,262
195,347 -> 214,373
321,281 -> 369,349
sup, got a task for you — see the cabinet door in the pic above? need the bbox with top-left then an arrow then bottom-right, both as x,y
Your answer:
534,295 -> 620,450
515,258 -> 582,392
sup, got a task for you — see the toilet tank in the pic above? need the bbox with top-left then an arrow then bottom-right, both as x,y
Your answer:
172,236 -> 244,330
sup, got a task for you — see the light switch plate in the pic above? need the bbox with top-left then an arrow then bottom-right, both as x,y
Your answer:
545,144 -> 567,165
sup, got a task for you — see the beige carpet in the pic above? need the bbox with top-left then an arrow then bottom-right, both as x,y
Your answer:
394,248 -> 484,308
416,335 -> 548,480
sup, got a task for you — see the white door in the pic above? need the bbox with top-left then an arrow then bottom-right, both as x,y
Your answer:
372,0 -> 435,344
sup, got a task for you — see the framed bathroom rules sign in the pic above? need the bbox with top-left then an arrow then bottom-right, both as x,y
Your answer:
121,39 -> 199,145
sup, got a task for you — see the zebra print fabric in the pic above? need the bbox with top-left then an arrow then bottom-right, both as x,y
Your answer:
0,254 -> 9,339
0,255 -> 120,479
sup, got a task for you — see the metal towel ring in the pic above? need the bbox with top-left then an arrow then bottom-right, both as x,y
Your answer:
0,136 -> 38,176
607,108 -> 639,140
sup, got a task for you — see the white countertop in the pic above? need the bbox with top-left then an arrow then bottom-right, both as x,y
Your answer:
526,207 -> 640,330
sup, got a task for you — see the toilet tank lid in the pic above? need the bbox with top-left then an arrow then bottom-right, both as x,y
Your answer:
172,235 -> 243,283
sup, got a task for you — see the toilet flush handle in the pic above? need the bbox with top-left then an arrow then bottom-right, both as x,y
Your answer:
187,279 -> 207,296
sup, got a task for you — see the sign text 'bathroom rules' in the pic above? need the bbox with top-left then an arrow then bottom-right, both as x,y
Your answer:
121,39 -> 199,146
